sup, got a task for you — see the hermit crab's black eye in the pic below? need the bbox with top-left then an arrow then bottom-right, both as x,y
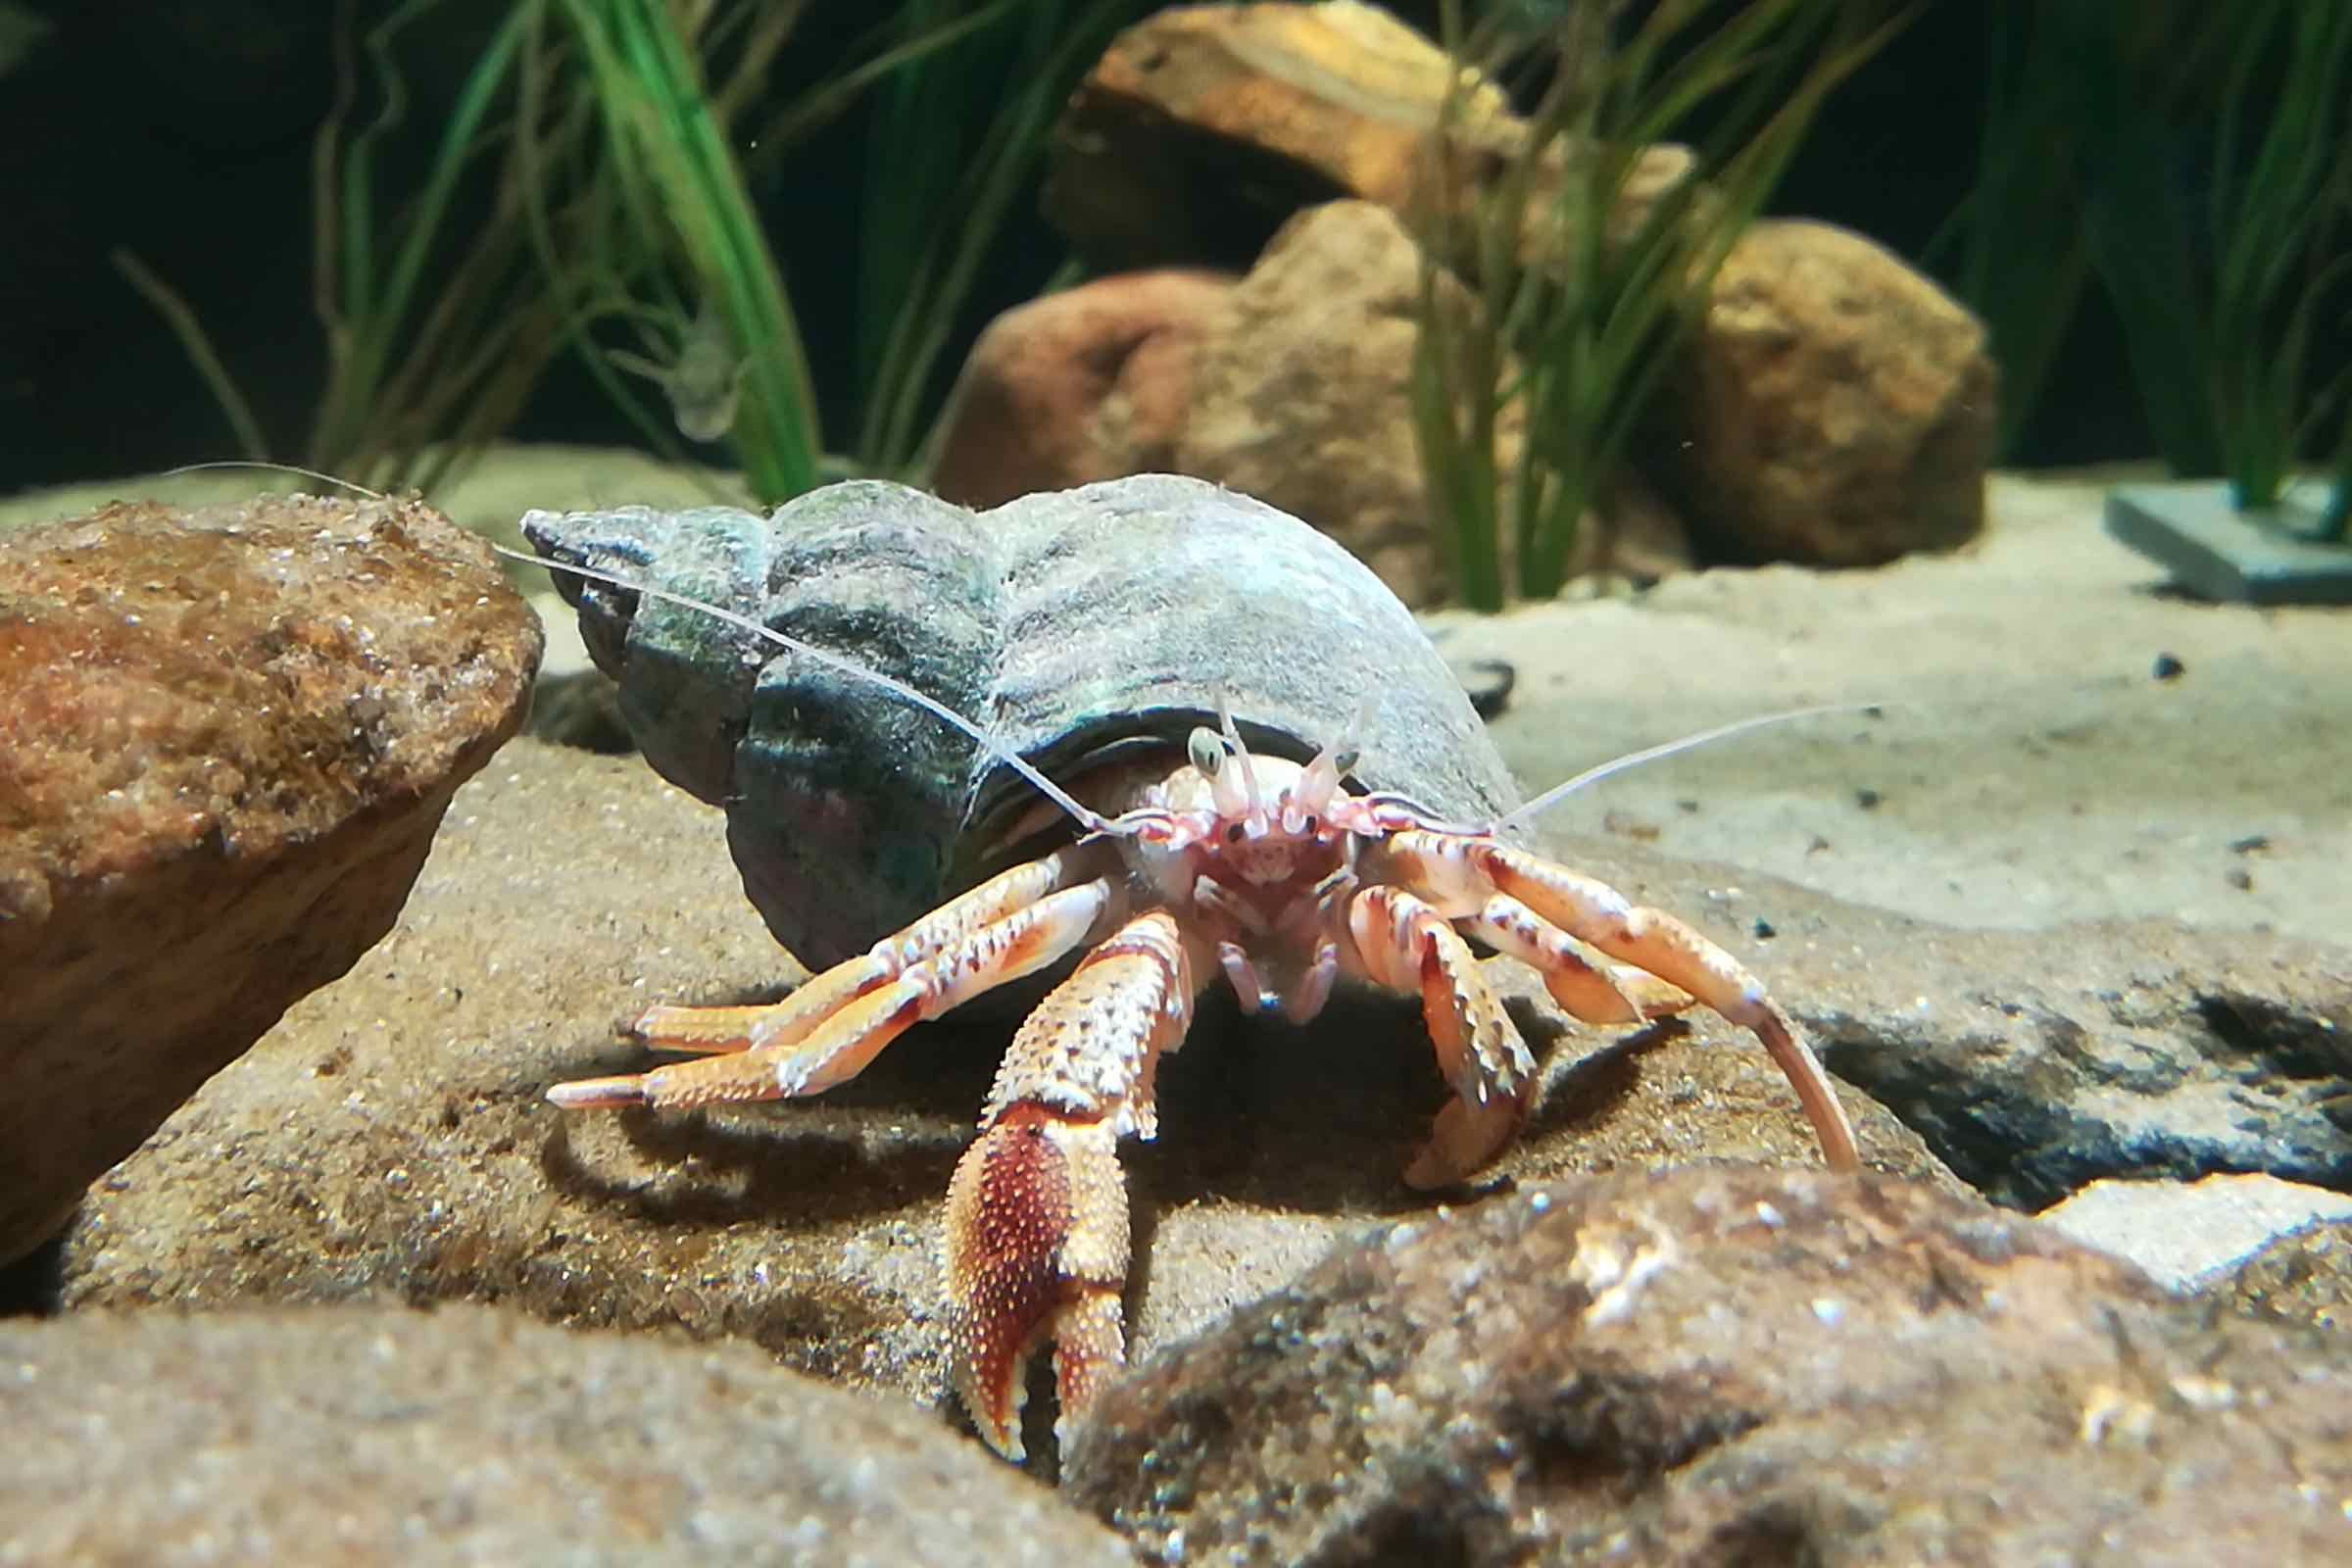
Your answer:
1225,822 -> 1246,844
1331,748 -> 1361,776
1188,727 -> 1225,776
1302,814 -> 1320,835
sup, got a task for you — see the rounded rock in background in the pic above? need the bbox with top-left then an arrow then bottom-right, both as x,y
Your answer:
932,203 -> 1691,605
0,492 -> 540,1262
1640,219 -> 1998,566
929,268 -> 1236,510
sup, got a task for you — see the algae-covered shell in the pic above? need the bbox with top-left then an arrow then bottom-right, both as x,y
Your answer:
524,474 -> 1521,969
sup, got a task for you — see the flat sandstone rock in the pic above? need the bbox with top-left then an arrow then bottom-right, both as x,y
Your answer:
0,1303 -> 1132,1567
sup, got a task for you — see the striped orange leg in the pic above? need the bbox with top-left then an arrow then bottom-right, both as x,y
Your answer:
1346,885 -> 1539,1188
1464,892 -> 1700,1028
945,911 -> 1194,1461
1377,831 -> 1861,1172
546,844 -> 1119,1111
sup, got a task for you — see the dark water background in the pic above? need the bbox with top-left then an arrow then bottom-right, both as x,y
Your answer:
0,1 -> 2311,492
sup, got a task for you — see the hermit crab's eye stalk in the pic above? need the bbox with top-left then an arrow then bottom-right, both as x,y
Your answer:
1215,700 -> 1268,834
1289,738 -> 1360,829
1290,696 -> 1371,829
1188,727 -> 1225,777
1190,724 -> 1254,819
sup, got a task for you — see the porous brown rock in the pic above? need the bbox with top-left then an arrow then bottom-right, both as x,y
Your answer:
1064,1164 -> 2352,1566
2217,1219 -> 2352,1333
1640,219 -> 1997,565
0,492 -> 540,1262
0,1304 -> 1135,1566
930,270 -> 1235,510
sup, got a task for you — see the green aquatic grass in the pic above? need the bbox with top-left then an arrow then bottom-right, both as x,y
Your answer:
2322,390 -> 2352,543
310,1 -> 554,493
849,0 -> 1143,481
1414,0 -> 1910,609
547,0 -> 822,501
513,0 -> 1148,493
1949,1 -> 2352,514
133,0 -> 1143,503
2202,2 -> 2352,514
1927,3 -> 2098,458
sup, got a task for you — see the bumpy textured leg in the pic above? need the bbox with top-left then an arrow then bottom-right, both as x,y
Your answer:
547,847 -> 1116,1110
945,911 -> 1193,1461
1346,885 -> 1539,1189
1375,831 -> 1861,1171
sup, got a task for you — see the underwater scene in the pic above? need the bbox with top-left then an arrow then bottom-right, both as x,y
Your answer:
1,2 -> 2347,1560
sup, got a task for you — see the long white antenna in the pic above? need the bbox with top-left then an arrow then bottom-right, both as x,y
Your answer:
162,460 -> 390,498
495,544 -> 1124,839
164,460 -> 1122,837
162,461 -> 1866,846
1494,702 -> 1896,834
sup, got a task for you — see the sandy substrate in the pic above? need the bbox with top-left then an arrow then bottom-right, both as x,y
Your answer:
1438,471 -> 2349,949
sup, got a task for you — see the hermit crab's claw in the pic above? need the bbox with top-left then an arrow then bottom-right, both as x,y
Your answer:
944,911 -> 1193,1460
946,1109 -> 1128,1460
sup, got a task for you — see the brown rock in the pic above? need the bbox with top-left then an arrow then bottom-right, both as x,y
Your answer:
934,203 -> 1692,601
1024,201 -> 1682,606
930,270 -> 1235,510
2217,1219 -> 2352,1333
1043,9 -> 1987,582
0,1304 -> 1134,1565
1796,915 -> 2352,1209
1046,0 -> 1691,278
1065,1165 -> 2352,1566
1174,200 -> 1479,602
0,493 -> 540,1262
1046,0 -> 1492,270
1640,219 -> 1997,565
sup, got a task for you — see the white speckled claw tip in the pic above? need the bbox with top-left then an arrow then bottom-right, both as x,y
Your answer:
543,1076 -> 647,1109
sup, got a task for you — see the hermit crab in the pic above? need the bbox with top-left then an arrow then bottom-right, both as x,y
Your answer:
522,474 -> 1858,1461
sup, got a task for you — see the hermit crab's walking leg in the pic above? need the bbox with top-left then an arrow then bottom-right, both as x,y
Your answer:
1345,886 -> 1540,1188
547,844 -> 1121,1111
946,910 -> 1194,1461
1374,831 -> 1861,1172
1464,893 -> 1700,1028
